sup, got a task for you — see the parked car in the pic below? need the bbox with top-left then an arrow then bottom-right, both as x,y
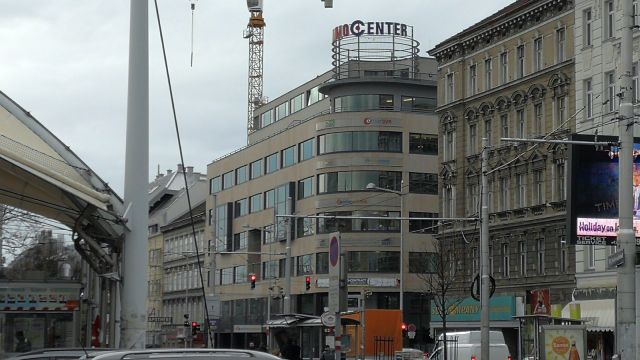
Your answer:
8,348 -> 118,360
428,331 -> 511,360
90,349 -> 282,360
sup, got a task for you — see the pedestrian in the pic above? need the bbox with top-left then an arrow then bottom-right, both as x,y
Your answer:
321,345 -> 333,360
15,331 -> 31,352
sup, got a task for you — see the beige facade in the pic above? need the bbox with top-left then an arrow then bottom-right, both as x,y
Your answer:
429,0 -> 576,308
205,59 -> 440,350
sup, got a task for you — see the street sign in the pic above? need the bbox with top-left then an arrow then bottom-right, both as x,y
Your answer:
607,249 -> 625,269
147,316 -> 172,323
407,331 -> 416,339
407,323 -> 416,332
321,312 -> 336,327
208,319 -> 218,330
205,294 -> 221,318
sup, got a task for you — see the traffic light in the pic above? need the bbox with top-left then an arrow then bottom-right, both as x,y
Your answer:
305,276 -> 311,291
401,323 -> 407,337
191,321 -> 200,336
183,314 -> 190,327
250,273 -> 256,289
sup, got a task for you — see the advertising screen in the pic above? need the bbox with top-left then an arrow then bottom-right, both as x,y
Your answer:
568,134 -> 640,245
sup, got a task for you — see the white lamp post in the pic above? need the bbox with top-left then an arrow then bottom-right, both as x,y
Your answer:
366,181 -> 405,311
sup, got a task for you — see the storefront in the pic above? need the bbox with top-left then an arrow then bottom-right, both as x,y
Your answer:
0,282 -> 81,355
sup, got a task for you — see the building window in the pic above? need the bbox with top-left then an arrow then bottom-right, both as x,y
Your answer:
298,177 -> 313,199
584,8 -> 592,46
236,165 -> 248,185
556,161 -> 566,201
484,119 -> 492,146
262,260 -> 278,280
222,171 -> 234,190
409,133 -> 438,155
606,72 -> 616,112
444,186 -> 455,218
445,130 -> 455,161
401,96 -> 436,112
469,64 -> 477,96
446,73 -> 454,103
316,252 -> 328,274
409,252 -> 437,273
556,28 -> 565,63
260,110 -> 273,128
484,58 -> 492,90
307,85 -> 323,106
467,182 -> 479,215
264,189 -> 275,209
266,153 -> 279,174
408,212 -> 438,234
534,103 -> 543,136
586,245 -> 596,269
537,238 -> 545,275
318,210 -> 399,233
215,204 -> 229,251
500,114 -> 509,140
334,94 -> 394,112
533,37 -> 543,72
634,0 -> 639,27
515,173 -> 526,208
348,251 -> 400,273
559,237 -> 567,273
534,169 -> 544,205
263,224 -> 275,244
275,101 -> 289,121
234,198 -> 248,218
318,131 -> 402,154
469,123 -> 477,154
290,93 -> 304,113
299,138 -> 314,162
519,241 -> 526,276
318,171 -> 402,194
296,254 -> 313,275
274,183 -> 293,241
606,0 -> 615,39
502,243 -> 510,278
500,177 -> 509,211
210,176 -> 221,194
556,96 -> 567,127
500,52 -> 508,84
585,79 -> 593,118
297,217 -> 315,237
282,146 -> 296,168
409,172 -> 438,195
517,109 -> 525,138
220,268 -> 233,285
250,193 -> 263,213
472,247 -> 479,274
517,45 -> 525,79
250,159 -> 262,179
234,265 -> 247,284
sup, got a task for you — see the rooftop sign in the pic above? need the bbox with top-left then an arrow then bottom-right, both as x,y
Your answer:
332,20 -> 409,42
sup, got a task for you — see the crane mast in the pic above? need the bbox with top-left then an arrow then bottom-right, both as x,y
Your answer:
244,1 -> 265,134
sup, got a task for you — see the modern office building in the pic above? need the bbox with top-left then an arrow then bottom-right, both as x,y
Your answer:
205,22 -> 440,354
428,0 -> 576,357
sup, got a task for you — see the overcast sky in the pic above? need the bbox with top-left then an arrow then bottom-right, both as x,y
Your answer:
0,0 -> 513,195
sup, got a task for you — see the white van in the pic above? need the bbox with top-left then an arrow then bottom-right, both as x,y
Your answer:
428,331 -> 511,360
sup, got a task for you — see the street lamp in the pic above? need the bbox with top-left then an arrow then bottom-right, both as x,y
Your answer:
365,182 -> 405,311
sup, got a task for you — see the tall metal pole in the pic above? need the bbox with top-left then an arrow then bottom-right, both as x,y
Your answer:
480,137 -> 490,360
399,180 -> 404,312
121,0 -> 149,349
616,0 -> 636,358
284,197 -> 293,314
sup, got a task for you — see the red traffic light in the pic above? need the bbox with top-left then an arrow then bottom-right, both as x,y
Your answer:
305,276 -> 311,290
401,323 -> 407,330
191,321 -> 198,327
250,274 -> 257,281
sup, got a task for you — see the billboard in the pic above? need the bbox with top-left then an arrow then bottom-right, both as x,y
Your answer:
568,134 -> 640,245
541,325 -> 586,360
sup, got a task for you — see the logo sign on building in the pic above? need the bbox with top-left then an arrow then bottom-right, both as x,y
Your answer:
568,134 -> 640,245
431,296 -> 516,322
0,283 -> 81,311
332,21 -> 409,42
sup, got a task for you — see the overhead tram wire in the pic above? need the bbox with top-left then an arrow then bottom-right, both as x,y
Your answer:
153,0 -> 213,347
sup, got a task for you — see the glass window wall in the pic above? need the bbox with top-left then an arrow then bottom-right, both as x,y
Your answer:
347,251 -> 400,273
334,94 -> 394,112
318,171 -> 401,194
319,131 -> 401,154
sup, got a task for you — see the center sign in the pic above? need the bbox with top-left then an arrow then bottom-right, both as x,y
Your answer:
332,21 -> 409,42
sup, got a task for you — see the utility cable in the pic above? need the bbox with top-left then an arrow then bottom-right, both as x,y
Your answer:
153,0 -> 213,347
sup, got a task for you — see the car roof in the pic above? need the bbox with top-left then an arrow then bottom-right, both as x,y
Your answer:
91,349 -> 281,360
9,349 -> 118,360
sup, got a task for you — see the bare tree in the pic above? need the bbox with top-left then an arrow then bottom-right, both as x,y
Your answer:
416,231 -> 467,360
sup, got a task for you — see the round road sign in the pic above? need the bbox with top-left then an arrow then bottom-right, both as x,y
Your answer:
329,236 -> 339,267
321,312 -> 336,327
407,323 -> 417,332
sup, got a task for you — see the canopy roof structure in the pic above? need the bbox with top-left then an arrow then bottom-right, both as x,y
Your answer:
0,90 -> 126,273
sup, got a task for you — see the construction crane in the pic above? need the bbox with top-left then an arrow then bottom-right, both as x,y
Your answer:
244,0 -> 266,134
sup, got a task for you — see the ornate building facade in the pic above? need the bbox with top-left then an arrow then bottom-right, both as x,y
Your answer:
428,0 -> 576,320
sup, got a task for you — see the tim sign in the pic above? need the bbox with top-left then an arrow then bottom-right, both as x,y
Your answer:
568,134 -> 640,245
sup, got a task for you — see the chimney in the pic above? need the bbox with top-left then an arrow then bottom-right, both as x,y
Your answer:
186,166 -> 194,174
177,164 -> 184,173
166,169 -> 173,175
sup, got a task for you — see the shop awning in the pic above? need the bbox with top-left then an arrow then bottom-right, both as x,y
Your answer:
562,299 -> 614,332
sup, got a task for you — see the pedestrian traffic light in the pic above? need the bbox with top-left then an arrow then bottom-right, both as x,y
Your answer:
250,274 -> 256,289
183,313 -> 190,327
191,321 -> 200,336
305,276 -> 311,291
